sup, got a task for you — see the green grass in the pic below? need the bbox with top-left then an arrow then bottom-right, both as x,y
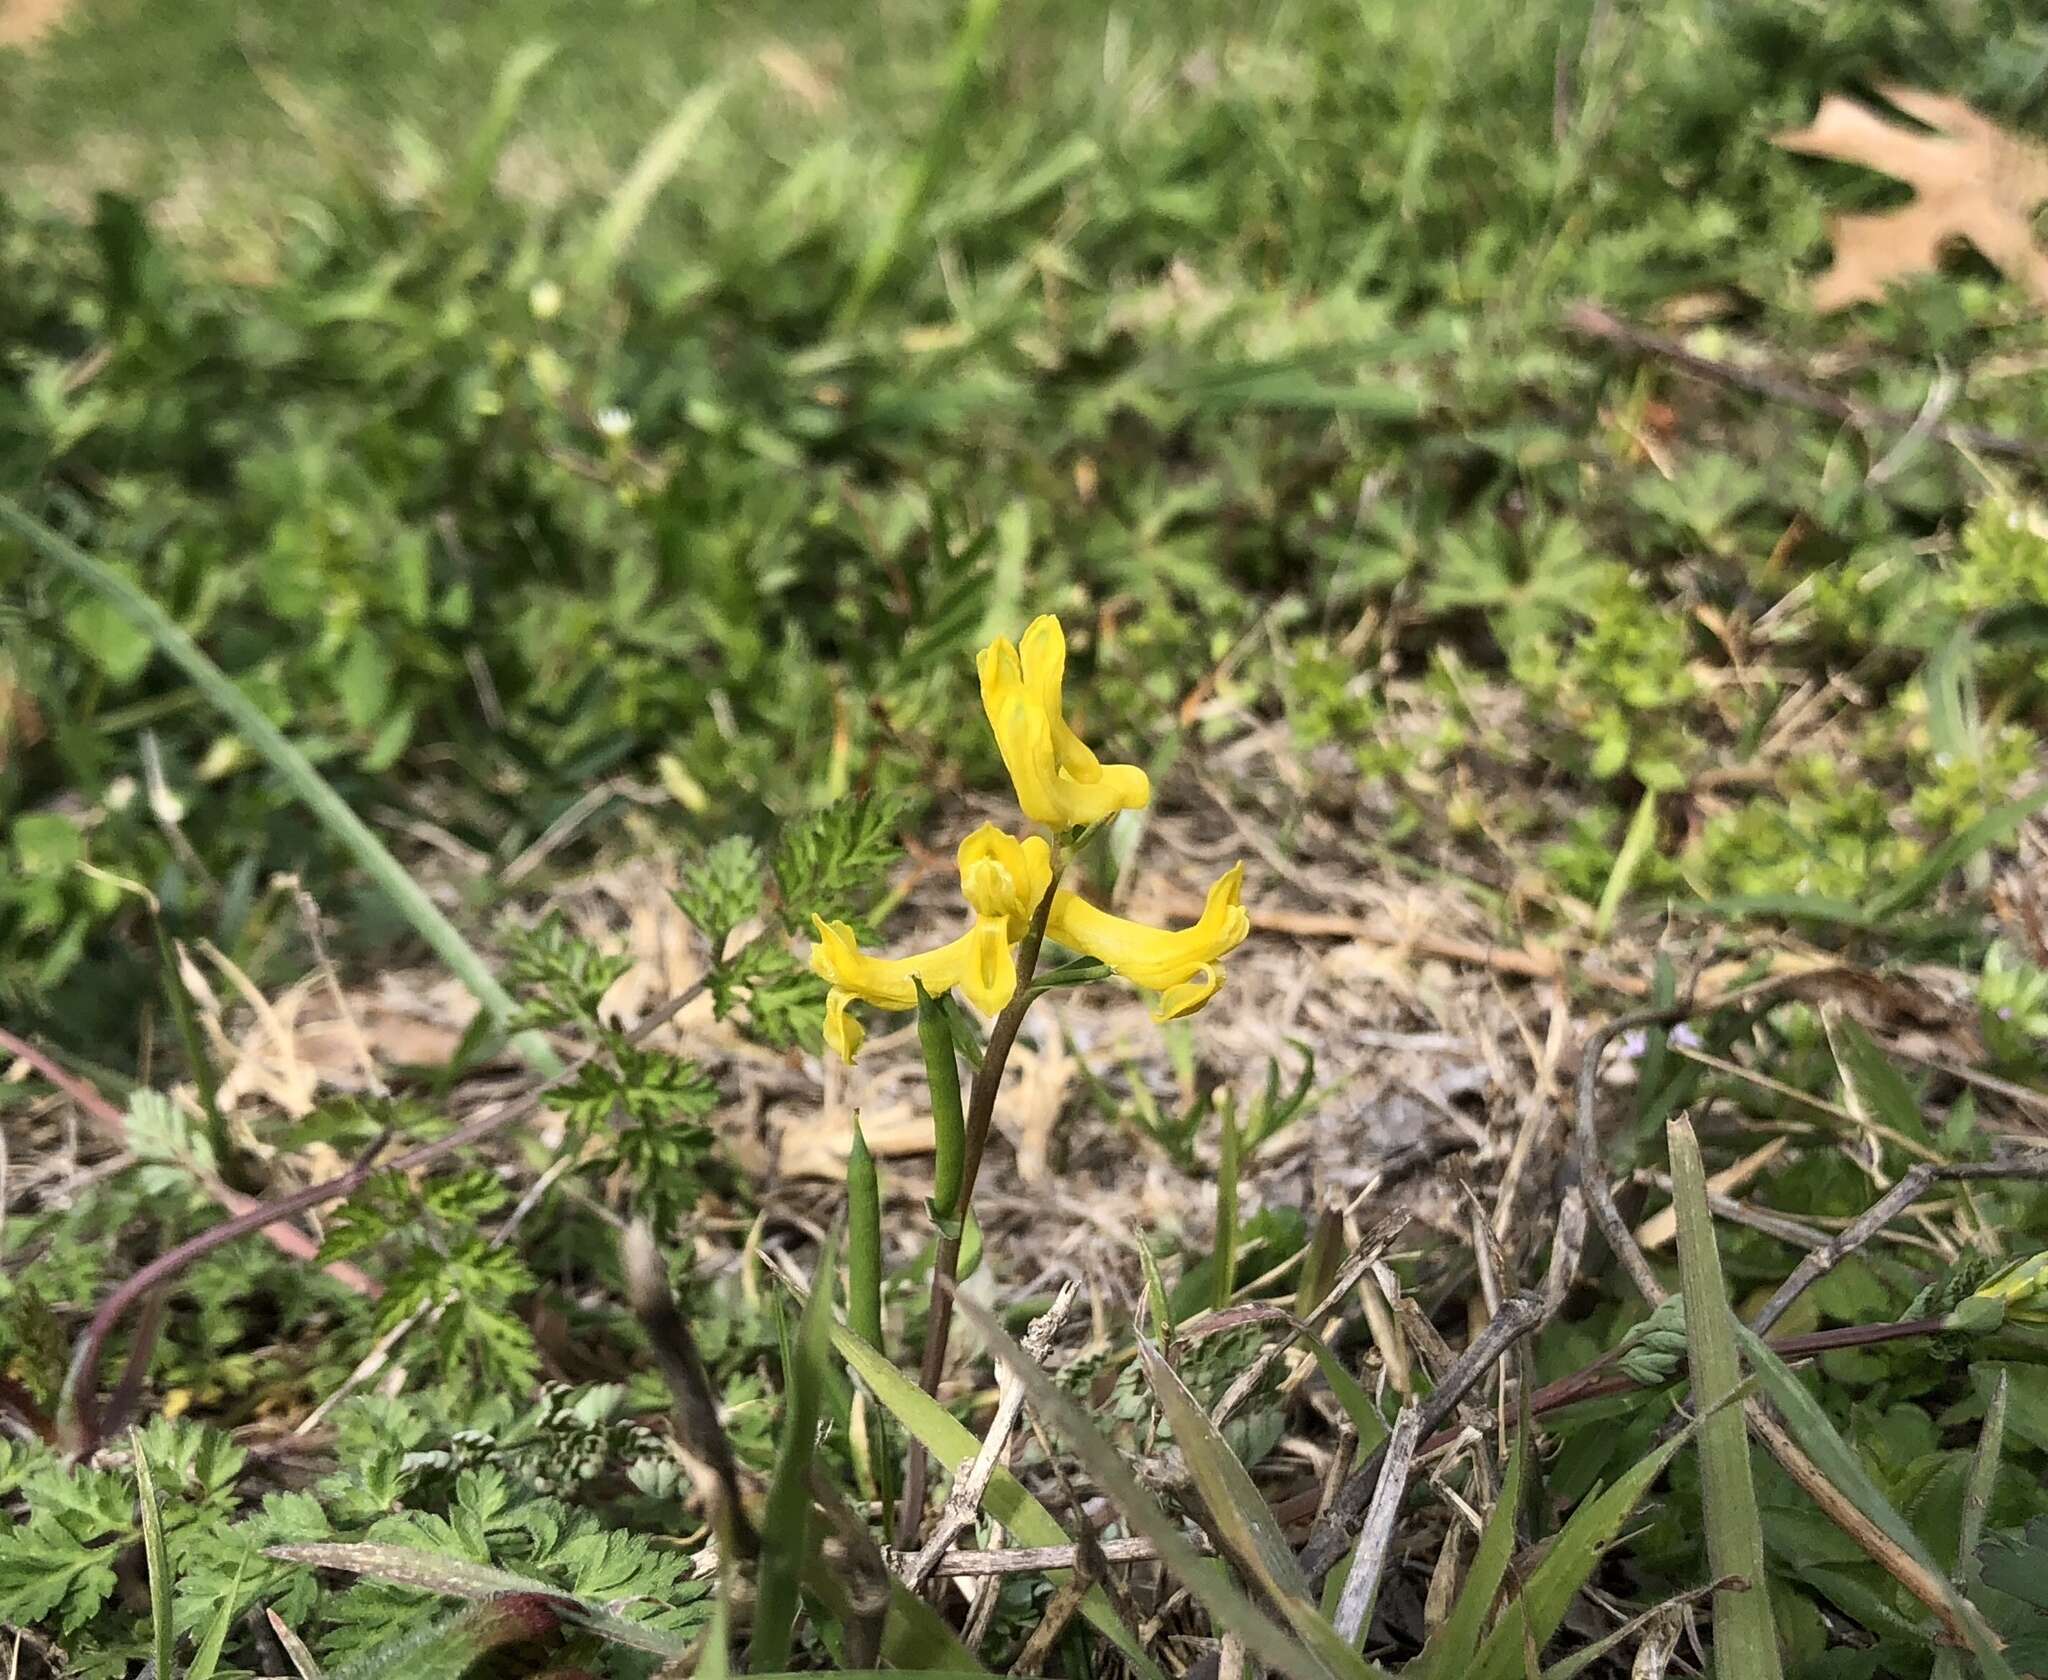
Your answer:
6,3 -> 2048,1672
7,0 -> 2048,1065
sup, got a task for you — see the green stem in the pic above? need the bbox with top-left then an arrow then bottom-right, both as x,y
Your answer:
895,867 -> 1060,1546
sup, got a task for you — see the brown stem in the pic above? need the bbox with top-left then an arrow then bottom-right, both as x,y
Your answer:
1517,1315 -> 1947,1422
59,972 -> 716,1454
1564,301 -> 2048,465
895,870 -> 1062,1547
0,1025 -> 379,1297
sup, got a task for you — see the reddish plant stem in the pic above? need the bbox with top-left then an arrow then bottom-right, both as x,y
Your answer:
0,1025 -> 377,1296
895,872 -> 1061,1548
58,976 -> 712,1453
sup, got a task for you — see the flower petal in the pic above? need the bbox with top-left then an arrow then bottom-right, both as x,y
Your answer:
1046,862 -> 1249,991
1153,964 -> 1224,1021
957,824 -> 1055,932
956,918 -> 1019,1017
977,615 -> 1151,829
823,988 -> 867,1062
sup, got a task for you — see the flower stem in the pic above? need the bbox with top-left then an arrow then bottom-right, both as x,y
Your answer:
895,867 -> 1062,1547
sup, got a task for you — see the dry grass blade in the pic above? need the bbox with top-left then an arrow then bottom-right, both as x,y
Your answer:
832,1321 -> 1166,1680
1667,1117 -> 1782,1679
266,1610 -> 327,1680
1736,1327 -> 2019,1680
263,1544 -> 691,1659
1331,1401 -> 1422,1648
1299,1292 -> 1543,1586
1136,1333 -> 1318,1620
946,1289 -> 1383,1680
622,1221 -> 758,1557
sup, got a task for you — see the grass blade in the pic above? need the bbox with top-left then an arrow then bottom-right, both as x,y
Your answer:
1668,1116 -> 1782,1680
266,1609 -> 327,1680
831,1321 -> 1165,1680
750,1236 -> 836,1672
1594,789 -> 1658,940
1734,1326 -> 2018,1680
1826,1013 -> 1931,1147
947,1291 -> 1383,1680
1213,1105 -> 1240,1311
1135,1336 -> 1314,1607
1934,1370 -> 2007,1680
131,1429 -> 175,1680
835,0 -> 1003,327
1469,1422 -> 1698,1680
451,41 -> 556,211
1865,780 -> 2048,917
265,1543 -> 690,1659
574,83 -> 725,293
1412,1434 -> 1525,1680
697,1594 -> 732,1680
0,496 -> 553,1073
148,910 -> 234,1186
183,1556 -> 246,1680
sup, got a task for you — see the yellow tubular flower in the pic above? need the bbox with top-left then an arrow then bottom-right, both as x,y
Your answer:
822,988 -> 866,1062
1047,863 -> 1250,1020
978,616 -> 1150,829
809,830 -> 1047,1061
810,917 -> 1018,1015
956,823 -> 1054,937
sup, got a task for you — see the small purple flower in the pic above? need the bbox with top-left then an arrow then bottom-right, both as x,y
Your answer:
1619,1023 -> 1701,1062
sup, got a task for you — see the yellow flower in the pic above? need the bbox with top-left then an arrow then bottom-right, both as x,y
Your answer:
978,616 -> 1150,829
808,825 -> 1055,1062
1047,862 -> 1249,1020
956,823 -> 1054,937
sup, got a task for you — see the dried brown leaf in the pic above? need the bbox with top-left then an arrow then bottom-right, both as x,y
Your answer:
1776,85 -> 2048,311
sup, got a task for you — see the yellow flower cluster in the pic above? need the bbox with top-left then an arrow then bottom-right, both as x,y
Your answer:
809,615 -> 1250,1061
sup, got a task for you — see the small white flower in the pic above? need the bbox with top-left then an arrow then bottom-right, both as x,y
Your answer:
529,279 -> 563,320
597,406 -> 634,440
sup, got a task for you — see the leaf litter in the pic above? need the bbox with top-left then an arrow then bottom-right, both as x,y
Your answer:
1776,84 -> 2048,311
